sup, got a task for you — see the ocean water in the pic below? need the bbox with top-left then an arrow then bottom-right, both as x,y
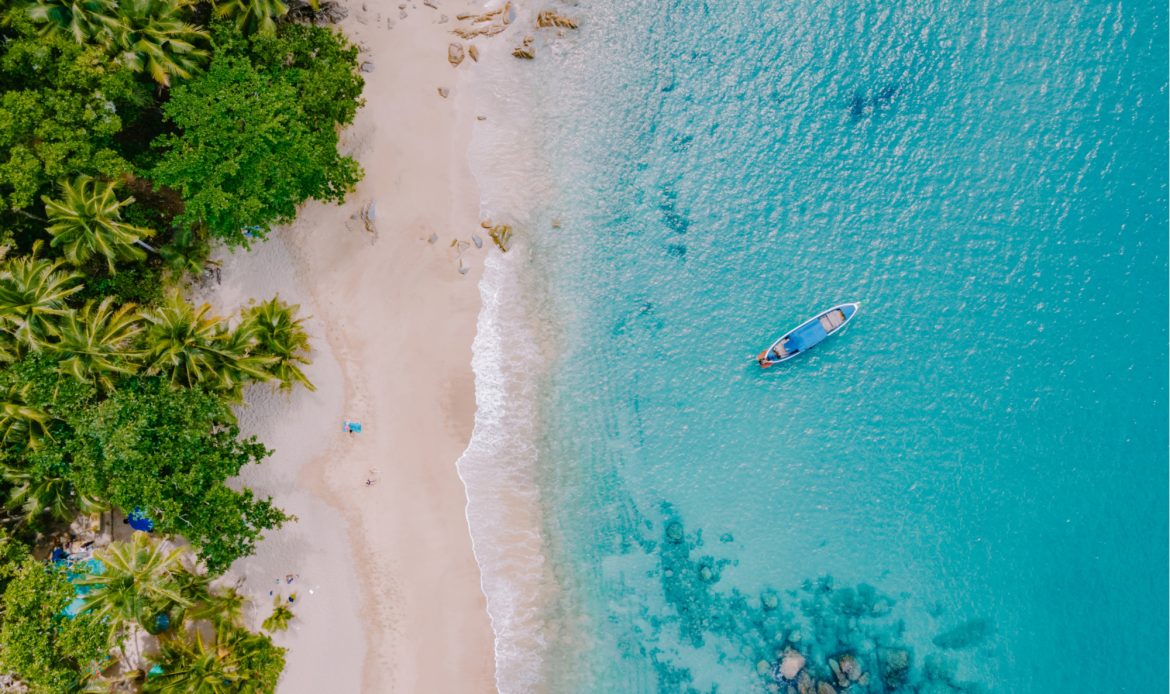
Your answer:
460,1 -> 1169,692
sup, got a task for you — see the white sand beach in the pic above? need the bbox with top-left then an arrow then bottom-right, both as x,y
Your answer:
207,0 -> 502,690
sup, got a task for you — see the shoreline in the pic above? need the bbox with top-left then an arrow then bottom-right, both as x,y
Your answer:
218,0 -> 502,689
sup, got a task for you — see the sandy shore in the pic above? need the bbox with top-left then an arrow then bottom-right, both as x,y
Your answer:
210,0 -> 500,690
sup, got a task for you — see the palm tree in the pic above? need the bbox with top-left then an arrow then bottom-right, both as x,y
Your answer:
237,297 -> 312,391
26,0 -> 119,44
160,225 -> 212,278
215,325 -> 278,395
212,0 -> 292,36
0,383 -> 51,451
0,330 -> 20,365
42,176 -> 155,274
76,532 -> 192,635
187,585 -> 246,629
146,626 -> 283,694
261,594 -> 294,632
106,0 -> 210,86
1,464 -> 100,525
0,253 -> 84,349
141,294 -> 232,390
145,630 -> 246,693
53,297 -> 144,391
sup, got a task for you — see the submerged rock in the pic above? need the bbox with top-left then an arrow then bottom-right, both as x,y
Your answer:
879,648 -> 910,689
829,658 -> 844,686
797,671 -> 813,694
839,654 -> 862,682
779,649 -> 805,680
932,618 -> 992,649
468,44 -> 479,61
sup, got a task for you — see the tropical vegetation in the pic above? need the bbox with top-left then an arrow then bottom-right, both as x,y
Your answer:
0,0 -> 363,688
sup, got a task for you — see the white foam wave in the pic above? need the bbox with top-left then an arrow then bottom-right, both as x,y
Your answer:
457,247 -> 553,693
456,6 -> 560,690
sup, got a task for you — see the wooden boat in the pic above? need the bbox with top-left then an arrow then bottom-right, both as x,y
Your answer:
757,303 -> 859,367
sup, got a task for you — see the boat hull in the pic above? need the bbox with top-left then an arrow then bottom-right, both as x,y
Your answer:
758,302 -> 860,367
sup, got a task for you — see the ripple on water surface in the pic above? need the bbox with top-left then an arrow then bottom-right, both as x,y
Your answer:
463,0 -> 1169,691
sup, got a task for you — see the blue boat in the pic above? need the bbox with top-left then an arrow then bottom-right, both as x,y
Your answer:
757,303 -> 860,367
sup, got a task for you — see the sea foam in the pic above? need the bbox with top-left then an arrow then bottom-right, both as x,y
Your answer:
456,6 -> 561,690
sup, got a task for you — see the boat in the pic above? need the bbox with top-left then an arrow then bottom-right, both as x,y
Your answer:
757,303 -> 860,367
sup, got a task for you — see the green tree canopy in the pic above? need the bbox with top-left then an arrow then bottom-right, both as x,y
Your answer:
245,22 -> 364,126
0,9 -> 147,212
0,355 -> 97,528
151,44 -> 361,244
68,378 -> 288,574
0,560 -> 109,693
0,527 -> 29,594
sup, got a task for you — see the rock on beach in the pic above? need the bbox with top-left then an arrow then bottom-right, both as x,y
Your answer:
448,43 -> 464,66
512,36 -> 535,59
536,10 -> 578,28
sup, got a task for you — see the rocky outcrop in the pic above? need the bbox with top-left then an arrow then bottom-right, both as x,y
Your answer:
286,0 -> 347,24
447,43 -> 464,66
452,2 -> 513,39
468,44 -> 479,62
512,36 -> 535,59
536,10 -> 578,29
481,220 -> 513,251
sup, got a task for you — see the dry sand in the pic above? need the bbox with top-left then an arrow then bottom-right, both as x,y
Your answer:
208,0 -> 503,690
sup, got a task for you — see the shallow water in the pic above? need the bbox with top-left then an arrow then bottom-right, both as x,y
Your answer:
463,0 -> 1168,691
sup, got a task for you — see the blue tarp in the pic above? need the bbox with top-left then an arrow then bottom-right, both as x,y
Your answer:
787,321 -> 828,351
128,507 -> 154,532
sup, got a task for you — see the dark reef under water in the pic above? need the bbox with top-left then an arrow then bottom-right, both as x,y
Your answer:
617,504 -> 988,693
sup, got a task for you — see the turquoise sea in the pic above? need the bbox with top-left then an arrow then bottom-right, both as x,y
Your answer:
461,1 -> 1168,692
